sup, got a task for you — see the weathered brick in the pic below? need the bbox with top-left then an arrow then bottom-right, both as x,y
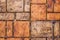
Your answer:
31,38 -> 46,40
31,0 -> 46,3
7,21 -> 12,37
0,21 -> 5,37
47,13 -> 60,20
7,38 -> 22,40
14,21 -> 29,37
47,38 -> 60,40
31,21 -> 59,37
0,13 -> 14,20
0,0 -> 6,12
25,0 -> 30,11
7,0 -> 23,12
31,4 -> 46,20
0,38 -> 5,40
16,13 -> 30,20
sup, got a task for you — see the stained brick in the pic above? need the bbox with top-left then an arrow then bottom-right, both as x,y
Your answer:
47,13 -> 60,20
14,21 -> 29,37
16,13 -> 30,20
7,0 -> 23,12
31,38 -> 46,40
0,13 -> 14,20
31,21 -> 59,37
0,0 -> 6,12
31,0 -> 46,3
0,21 -> 5,37
31,4 -> 46,20
7,21 -> 12,37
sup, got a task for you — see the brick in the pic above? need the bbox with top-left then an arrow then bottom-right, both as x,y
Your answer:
47,38 -> 60,40
47,13 -> 60,20
14,21 -> 29,37
0,21 -> 5,37
0,13 -> 14,20
0,38 -> 5,40
31,21 -> 59,37
31,0 -> 46,3
47,0 -> 54,12
7,0 -> 23,12
31,38 -> 46,40
7,21 -> 12,37
16,13 -> 30,20
24,38 -> 29,40
7,38 -> 22,40
25,0 -> 30,11
0,0 -> 6,12
31,4 -> 46,20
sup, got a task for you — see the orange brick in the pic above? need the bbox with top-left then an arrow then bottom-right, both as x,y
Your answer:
0,38 -> 5,40
31,4 -> 46,20
0,21 -> 5,37
7,38 -> 22,40
47,13 -> 60,20
31,0 -> 46,3
24,38 -> 29,40
7,21 -> 12,37
14,21 -> 29,37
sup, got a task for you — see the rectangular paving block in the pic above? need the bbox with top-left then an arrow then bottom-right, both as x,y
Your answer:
31,0 -> 46,3
0,38 -> 5,40
7,21 -> 12,37
7,0 -> 23,12
47,13 -> 60,20
31,4 -> 46,20
14,21 -> 30,37
0,0 -> 6,12
31,21 -> 59,37
47,38 -> 60,40
0,21 -> 5,37
16,13 -> 30,20
0,13 -> 14,20
31,38 -> 46,40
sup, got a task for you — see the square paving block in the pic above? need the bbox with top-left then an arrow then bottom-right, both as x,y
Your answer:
16,13 -> 30,20
0,21 -> 5,37
31,4 -> 46,20
31,21 -> 59,37
47,13 -> 60,20
7,0 -> 23,12
31,38 -> 46,40
25,0 -> 30,12
47,0 -> 54,12
7,21 -> 12,37
0,13 -> 14,20
0,0 -> 6,12
0,38 -> 5,40
14,21 -> 30,37
31,0 -> 46,3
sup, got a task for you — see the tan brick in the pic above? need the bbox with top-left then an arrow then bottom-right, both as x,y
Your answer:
7,21 -> 12,37
0,0 -> 6,12
31,0 -> 46,3
31,5 -> 46,20
16,13 -> 30,20
47,13 -> 60,20
31,21 -> 59,37
14,21 -> 29,37
0,38 -> 5,40
31,38 -> 46,40
7,0 -> 23,12
0,21 -> 5,37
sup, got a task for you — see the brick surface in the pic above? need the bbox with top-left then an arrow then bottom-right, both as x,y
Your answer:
0,0 -> 6,12
47,13 -> 60,20
31,38 -> 46,40
16,13 -> 30,20
0,38 -> 5,40
14,21 -> 29,37
47,38 -> 60,40
0,21 -> 5,37
31,21 -> 59,37
31,4 -> 46,20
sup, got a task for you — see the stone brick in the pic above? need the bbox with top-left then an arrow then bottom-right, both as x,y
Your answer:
0,38 -> 5,40
7,0 -> 23,12
31,38 -> 46,40
14,21 -> 29,37
0,0 -> 6,12
31,4 -> 46,20
47,13 -> 60,20
25,0 -> 30,11
31,21 -> 59,37
7,21 -> 12,37
31,0 -> 46,3
0,21 -> 5,37
0,13 -> 14,20
16,13 -> 30,20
